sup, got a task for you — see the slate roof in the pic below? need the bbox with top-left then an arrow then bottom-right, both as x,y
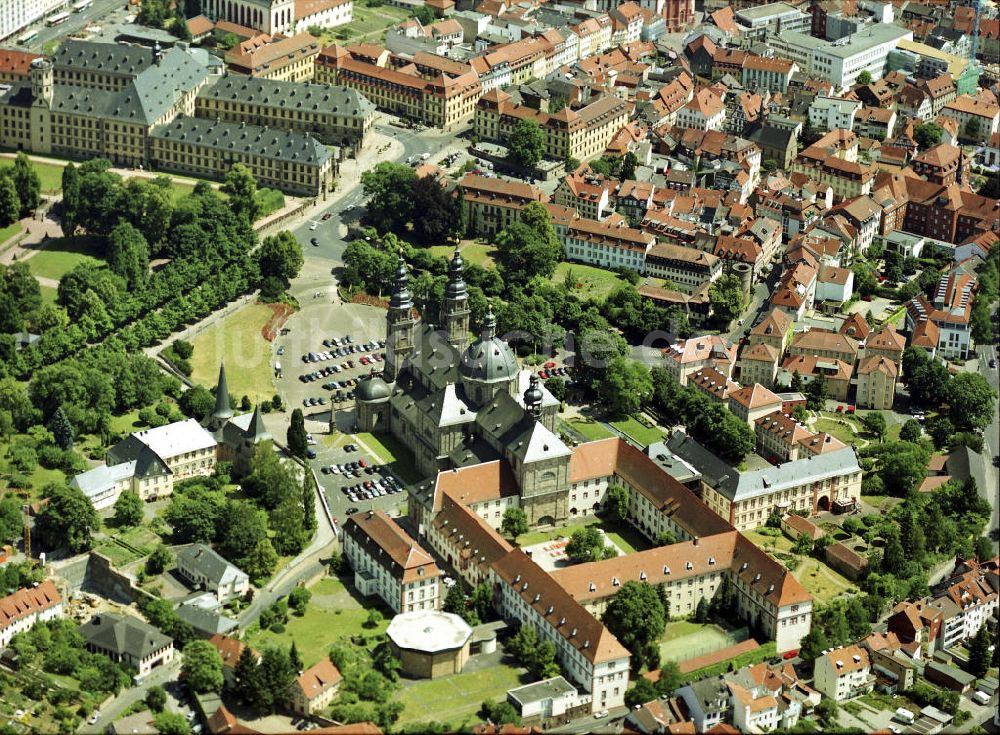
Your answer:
176,543 -> 248,587
150,117 -> 330,167
175,602 -> 239,636
80,613 -> 172,660
198,76 -> 374,119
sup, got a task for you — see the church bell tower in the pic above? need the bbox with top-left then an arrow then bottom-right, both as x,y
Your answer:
441,249 -> 470,349
385,259 -> 415,382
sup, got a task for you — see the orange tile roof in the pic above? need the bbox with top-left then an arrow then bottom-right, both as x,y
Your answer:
433,460 -> 520,509
730,384 -> 783,410
822,644 -> 870,674
343,510 -> 441,585
740,342 -> 780,363
294,657 -> 342,700
0,580 -> 62,630
858,355 -> 898,377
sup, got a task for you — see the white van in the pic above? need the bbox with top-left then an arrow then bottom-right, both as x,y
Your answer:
972,690 -> 991,705
894,707 -> 914,724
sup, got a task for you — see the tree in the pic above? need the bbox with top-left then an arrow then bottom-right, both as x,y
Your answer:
621,151 -> 638,181
0,495 -> 22,545
287,408 -> 308,459
861,412 -> 887,442
625,677 -> 659,708
480,700 -> 521,725
36,483 -> 100,553
856,70 -> 873,85
946,372 -> 996,432
113,490 -> 144,528
603,582 -> 666,671
799,627 -> 829,663
107,222 -> 149,290
219,500 -> 270,570
655,530 -> 676,546
596,356 -> 653,420
372,639 -> 402,682
566,527 -> 615,563
288,586 -> 311,616
899,419 -> 922,443
708,274 -> 744,325
0,172 -> 21,226
145,685 -> 167,713
815,698 -> 838,727
361,162 -> 417,234
411,175 -> 461,245
606,484 -> 629,521
506,624 -> 560,679
153,712 -> 191,735
506,119 -> 545,169
48,406 -> 75,450
146,544 -> 172,575
794,532 -> 814,555
913,122 -> 943,151
967,624 -> 992,677
289,641 -> 303,672
495,203 -> 562,288
11,152 -> 40,217
233,647 -> 263,705
179,385 -> 215,420
501,507 -> 529,538
182,640 -> 224,693
805,373 -> 828,410
258,231 -> 303,287
256,647 -> 296,714
221,164 -> 261,223
61,163 -> 80,236
694,597 -> 710,623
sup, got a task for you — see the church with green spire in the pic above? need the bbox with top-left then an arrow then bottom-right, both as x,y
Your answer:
354,249 -> 573,526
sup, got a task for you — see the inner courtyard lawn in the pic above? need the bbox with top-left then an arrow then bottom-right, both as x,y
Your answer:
354,431 -> 424,484
394,663 -> 527,727
562,416 -> 615,441
429,241 -> 497,268
189,303 -> 276,403
0,221 -> 22,245
659,622 -> 747,664
552,262 -> 628,300
609,416 -> 665,447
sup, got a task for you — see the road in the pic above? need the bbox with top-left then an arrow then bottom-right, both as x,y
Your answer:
17,0 -> 124,51
975,340 -> 999,553
78,658 -> 185,734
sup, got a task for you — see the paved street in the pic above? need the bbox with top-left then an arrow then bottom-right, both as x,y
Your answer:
78,658 -> 186,735
19,0 -> 126,52
975,341 -> 999,553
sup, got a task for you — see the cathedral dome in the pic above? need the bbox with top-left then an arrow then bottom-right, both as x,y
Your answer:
458,308 -> 518,384
356,375 -> 391,402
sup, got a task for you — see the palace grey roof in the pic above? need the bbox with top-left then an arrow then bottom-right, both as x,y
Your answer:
70,461 -> 138,500
80,613 -> 171,660
175,601 -> 239,636
666,431 -> 861,502
459,333 -> 519,384
356,375 -> 392,402
199,75 -> 375,118
150,117 -> 330,167
52,39 -> 158,77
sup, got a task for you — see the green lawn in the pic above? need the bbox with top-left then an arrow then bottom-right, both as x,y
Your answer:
255,187 -> 286,218
430,242 -> 497,268
793,557 -> 858,603
561,417 -> 615,441
328,2 -> 410,41
0,433 -> 69,501
553,262 -> 628,300
32,161 -> 65,193
39,285 -> 57,305
354,431 -> 424,484
659,622 -> 747,664
609,416 -> 665,447
26,237 -> 104,282
0,221 -> 22,244
813,417 -> 860,445
189,303 -> 276,403
249,577 -> 390,668
395,662 -> 527,727
515,514 -> 648,554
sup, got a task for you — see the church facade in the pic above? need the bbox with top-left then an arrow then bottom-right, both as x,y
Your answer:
354,251 -> 574,526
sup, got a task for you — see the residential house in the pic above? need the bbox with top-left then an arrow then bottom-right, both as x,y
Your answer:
855,355 -> 897,410
288,657 -> 342,715
677,88 -> 726,131
175,543 -> 251,604
738,342 -> 782,387
0,580 -> 63,648
461,174 -> 547,237
809,96 -> 860,132
864,324 -> 905,366
813,645 -> 874,701
662,336 -> 737,386
941,94 -> 1000,144
80,613 -> 175,677
815,264 -> 853,304
778,354 -> 853,401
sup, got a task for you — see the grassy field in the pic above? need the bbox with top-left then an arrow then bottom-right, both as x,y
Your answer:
311,2 -> 410,43
395,663 -> 526,727
190,303 -> 276,403
516,514 -> 649,553
610,416 -> 665,447
794,557 -> 858,603
0,221 -> 22,244
813,417 -> 860,445
39,285 -> 58,304
32,161 -> 65,193
354,431 -> 423,484
249,577 -> 390,668
659,622 -> 747,664
562,416 -> 615,441
27,237 -> 104,282
430,241 -> 497,268
553,262 -> 628,300
255,187 -> 286,218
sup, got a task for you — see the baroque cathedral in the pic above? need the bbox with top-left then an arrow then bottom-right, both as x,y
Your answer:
354,251 -> 575,525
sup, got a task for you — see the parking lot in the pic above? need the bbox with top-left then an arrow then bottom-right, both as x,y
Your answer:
273,299 -> 407,524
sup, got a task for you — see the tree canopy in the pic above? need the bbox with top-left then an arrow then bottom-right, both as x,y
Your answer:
602,581 -> 666,671
505,119 -> 545,169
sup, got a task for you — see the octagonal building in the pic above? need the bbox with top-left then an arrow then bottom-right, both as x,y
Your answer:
386,610 -> 472,679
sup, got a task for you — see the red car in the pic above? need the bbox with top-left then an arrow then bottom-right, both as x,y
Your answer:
835,405 -> 844,413
358,458 -> 368,468
782,650 -> 799,660
846,405 -> 856,414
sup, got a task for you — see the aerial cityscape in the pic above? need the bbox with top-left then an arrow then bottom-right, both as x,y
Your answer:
0,0 -> 997,732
